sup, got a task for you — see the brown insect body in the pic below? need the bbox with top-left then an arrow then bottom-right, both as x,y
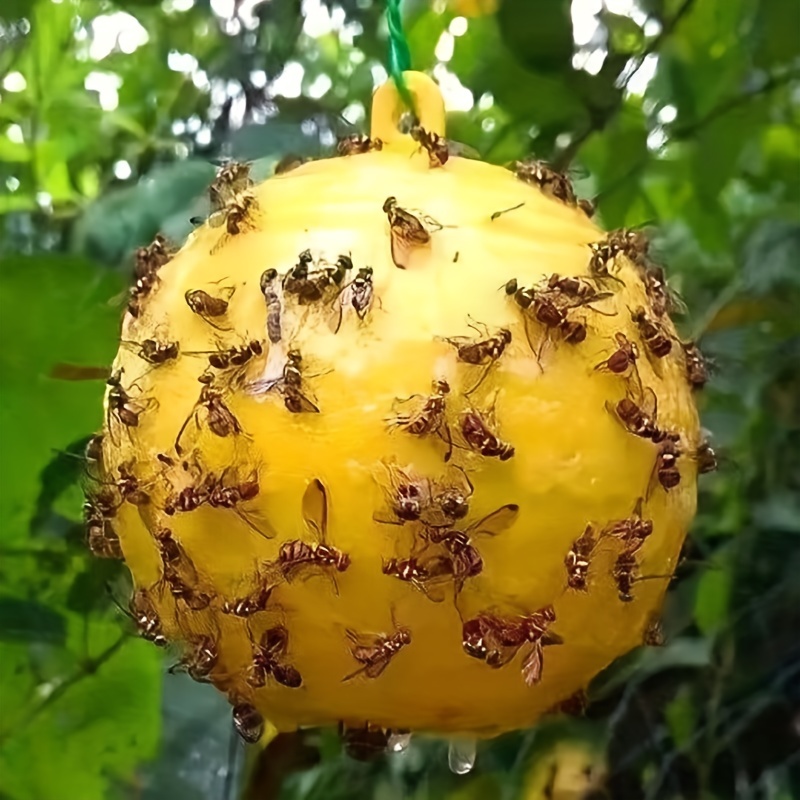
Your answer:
390,379 -> 453,461
682,341 -> 709,389
340,723 -> 399,762
247,624 -> 303,689
461,605 -> 561,686
652,432 -> 682,493
602,500 -> 653,553
382,196 -> 438,269
334,266 -> 374,332
128,235 -> 172,318
695,439 -> 718,474
410,124 -> 449,167
459,407 -> 515,461
84,492 -> 124,560
382,555 -> 453,603
513,160 -> 577,205
631,306 -> 673,358
337,134 -> 383,156
124,338 -> 180,365
208,192 -> 259,252
209,161 -> 253,211
564,524 -> 597,590
343,614 -> 412,681
231,701 -> 264,744
185,287 -> 235,331
221,563 -> 280,618
609,387 -> 665,442
175,371 -> 244,453
260,268 -> 283,344
171,634 -> 219,682
106,370 -> 155,437
441,322 -> 512,394
276,479 -> 350,589
129,589 -> 167,646
612,550 -> 638,602
595,332 -> 639,377
251,349 -> 320,413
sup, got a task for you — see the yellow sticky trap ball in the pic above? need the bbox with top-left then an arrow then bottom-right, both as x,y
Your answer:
90,73 -> 708,753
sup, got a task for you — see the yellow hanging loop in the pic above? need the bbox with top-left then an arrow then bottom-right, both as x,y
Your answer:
370,71 -> 446,152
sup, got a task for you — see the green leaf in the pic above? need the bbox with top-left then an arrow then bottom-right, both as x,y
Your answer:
694,563 -> 732,634
497,0 -> 573,73
753,0 -> 800,69
0,597 -> 66,644
0,255 -> 123,547
29,436 -> 90,536
0,634 -> 162,800
600,11 -> 646,56
665,686 -> 697,747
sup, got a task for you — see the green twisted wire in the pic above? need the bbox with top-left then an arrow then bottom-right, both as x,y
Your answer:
386,0 -> 416,115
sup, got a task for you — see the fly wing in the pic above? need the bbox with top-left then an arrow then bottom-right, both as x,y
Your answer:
521,641 -> 544,686
302,478 -> 328,542
469,503 -> 520,538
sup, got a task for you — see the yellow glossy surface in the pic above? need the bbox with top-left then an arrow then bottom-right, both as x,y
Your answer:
103,75 -> 700,736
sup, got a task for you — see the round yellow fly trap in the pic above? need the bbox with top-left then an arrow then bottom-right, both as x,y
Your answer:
86,73 -> 711,762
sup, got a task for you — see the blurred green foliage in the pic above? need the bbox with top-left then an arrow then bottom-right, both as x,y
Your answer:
1,0 -> 798,798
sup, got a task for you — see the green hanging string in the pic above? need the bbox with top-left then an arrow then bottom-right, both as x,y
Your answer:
386,0 -> 416,116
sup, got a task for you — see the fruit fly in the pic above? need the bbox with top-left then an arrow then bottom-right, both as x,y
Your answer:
231,699 -> 264,744
170,633 -> 219,682
513,160 -> 577,205
337,134 -> 383,155
186,339 -> 264,389
83,490 -> 124,560
382,196 -> 441,269
208,191 -> 260,254
650,432 -> 682,495
128,234 -> 173,318
382,553 -> 453,603
339,723 -> 395,762
276,478 -> 350,592
122,338 -> 180,365
424,503 -> 519,594
389,379 -> 453,461
643,613 -> 665,646
373,463 -> 432,525
681,340 -> 709,389
106,370 -> 156,442
564,524 -> 598,591
260,268 -> 283,344
461,605 -> 562,686
507,281 -> 587,359
693,439 -> 718,474
587,240 -> 626,288
612,550 -> 638,602
209,160 -> 253,211
631,306 -> 673,360
459,399 -> 515,461
409,124 -> 449,167
129,588 -> 168,646
546,274 -> 614,308
209,468 -> 274,540
601,499 -> 653,553
343,610 -> 412,681
221,562 -> 282,618
427,466 -> 474,527
175,370 -> 245,454
332,266 -> 374,333
246,624 -> 303,689
643,264 -> 686,317
439,320 -> 512,394
606,228 -> 650,270
594,332 -> 639,376
607,386 -> 665,442
248,349 -> 320,413
185,286 -> 235,332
